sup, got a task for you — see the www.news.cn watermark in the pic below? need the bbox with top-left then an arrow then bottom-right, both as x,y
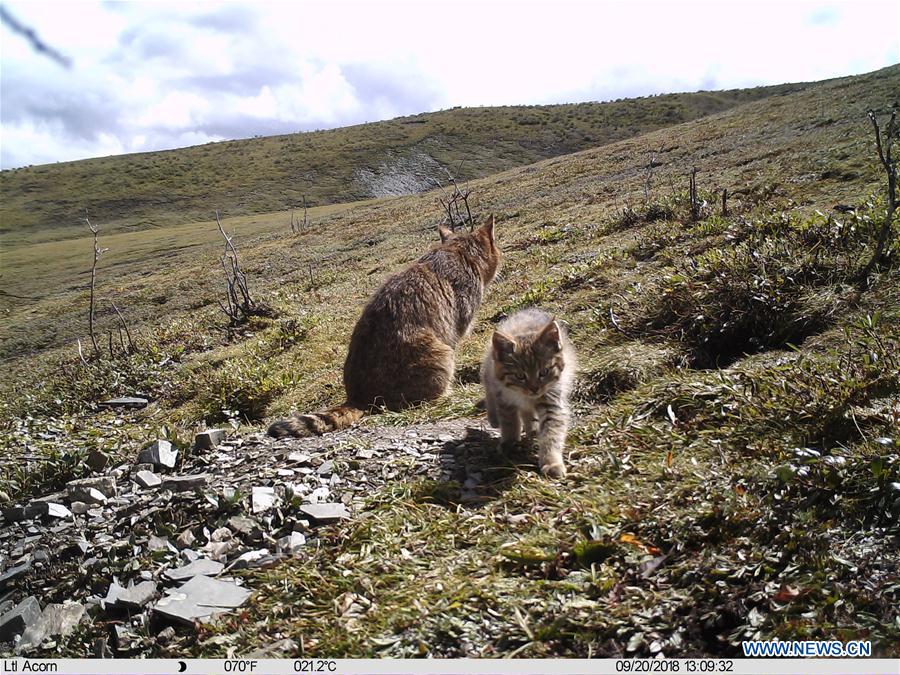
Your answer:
742,639 -> 873,657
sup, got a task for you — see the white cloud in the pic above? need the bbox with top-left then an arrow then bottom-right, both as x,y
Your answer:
1,0 -> 897,168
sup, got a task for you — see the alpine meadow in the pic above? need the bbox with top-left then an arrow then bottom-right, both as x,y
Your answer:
0,62 -> 897,659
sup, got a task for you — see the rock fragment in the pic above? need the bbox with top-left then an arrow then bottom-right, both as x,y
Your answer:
42,602 -> 85,638
161,475 -> 208,492
137,440 -> 178,470
298,503 -> 350,524
153,575 -> 250,624
194,429 -> 226,450
86,449 -> 110,472
164,558 -> 224,581
0,596 -> 42,643
114,581 -> 158,609
134,470 -> 162,489
251,486 -> 278,513
277,532 -> 306,554
99,396 -> 148,408
67,476 -> 116,503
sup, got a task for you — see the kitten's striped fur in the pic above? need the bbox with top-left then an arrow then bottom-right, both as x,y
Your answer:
268,217 -> 500,438
481,308 -> 575,478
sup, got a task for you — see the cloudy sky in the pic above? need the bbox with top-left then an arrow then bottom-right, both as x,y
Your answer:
1,0 -> 897,169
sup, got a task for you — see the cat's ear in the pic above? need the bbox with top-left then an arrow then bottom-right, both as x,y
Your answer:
481,214 -> 495,243
438,225 -> 454,243
539,320 -> 562,353
492,330 -> 515,358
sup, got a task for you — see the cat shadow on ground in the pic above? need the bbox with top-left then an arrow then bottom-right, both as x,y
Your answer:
417,425 -> 539,508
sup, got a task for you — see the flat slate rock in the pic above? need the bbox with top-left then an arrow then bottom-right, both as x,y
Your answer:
42,602 -> 86,638
251,486 -> 278,513
298,503 -> 350,524
0,595 -> 42,642
161,475 -> 208,492
134,470 -> 162,489
114,581 -> 158,609
99,396 -> 149,408
153,575 -> 250,624
67,476 -> 116,503
138,440 -> 178,469
195,429 -> 226,450
0,562 -> 32,590
164,558 -> 224,581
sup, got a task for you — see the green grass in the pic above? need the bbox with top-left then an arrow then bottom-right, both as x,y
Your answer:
1,64 -> 898,657
0,82 -> 814,246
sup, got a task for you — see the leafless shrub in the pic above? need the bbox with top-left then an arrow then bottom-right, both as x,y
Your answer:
83,213 -> 107,357
216,211 -> 274,326
689,167 -> 699,222
431,166 -> 476,232
78,214 -> 136,363
290,196 -> 309,234
861,108 -> 897,286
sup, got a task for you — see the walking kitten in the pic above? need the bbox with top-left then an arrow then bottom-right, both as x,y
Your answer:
269,217 -> 500,438
481,308 -> 575,478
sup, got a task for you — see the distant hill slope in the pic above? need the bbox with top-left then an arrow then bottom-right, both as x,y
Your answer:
0,81 -> 814,243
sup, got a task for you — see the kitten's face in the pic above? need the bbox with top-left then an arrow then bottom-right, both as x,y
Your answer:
492,321 -> 564,397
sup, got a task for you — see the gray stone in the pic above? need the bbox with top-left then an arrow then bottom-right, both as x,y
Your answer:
67,476 -> 116,503
180,549 -> 200,564
3,503 -> 46,521
227,516 -> 261,538
99,396 -> 148,408
235,549 -> 269,565
194,429 -> 226,450
153,575 -> 250,624
286,452 -> 311,464
251,486 -> 278,513
202,541 -> 237,562
42,602 -> 85,638
298,503 -> 350,524
147,535 -> 171,552
176,529 -> 196,549
307,486 -> 330,504
46,503 -> 72,518
277,532 -> 306,554
316,460 -> 334,476
132,463 -> 155,473
161,475 -> 208,492
17,613 -> 48,652
114,581 -> 158,609
210,527 -> 232,542
0,596 -> 42,642
164,558 -> 224,581
156,626 -> 176,645
134,470 -> 161,489
137,440 -> 178,470
0,562 -> 31,590
86,448 -> 110,472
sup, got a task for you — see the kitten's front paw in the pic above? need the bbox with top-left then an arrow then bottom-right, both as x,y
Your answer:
540,461 -> 567,479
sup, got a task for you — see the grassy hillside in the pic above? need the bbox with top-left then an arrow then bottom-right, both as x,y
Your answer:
0,81 -> 813,245
0,64 -> 898,658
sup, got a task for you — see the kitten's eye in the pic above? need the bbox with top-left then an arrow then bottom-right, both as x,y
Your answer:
514,374 -> 526,381
539,368 -> 549,377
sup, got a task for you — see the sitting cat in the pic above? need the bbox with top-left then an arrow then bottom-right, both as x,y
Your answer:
481,308 -> 575,478
269,217 -> 500,438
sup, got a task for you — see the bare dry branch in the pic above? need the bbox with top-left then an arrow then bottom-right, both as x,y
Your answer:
111,302 -> 135,354
861,108 -> 897,286
84,212 -> 107,357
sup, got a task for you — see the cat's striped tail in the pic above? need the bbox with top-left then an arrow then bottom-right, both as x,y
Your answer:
267,403 -> 365,438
